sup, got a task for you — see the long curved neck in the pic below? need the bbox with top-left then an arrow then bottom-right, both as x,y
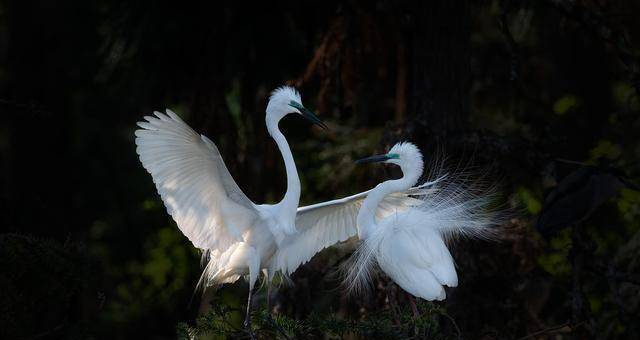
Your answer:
267,119 -> 300,211
357,167 -> 420,239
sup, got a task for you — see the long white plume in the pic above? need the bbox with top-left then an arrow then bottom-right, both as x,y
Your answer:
343,153 -> 503,295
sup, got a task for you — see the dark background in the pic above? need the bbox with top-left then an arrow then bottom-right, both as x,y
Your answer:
1,0 -> 639,339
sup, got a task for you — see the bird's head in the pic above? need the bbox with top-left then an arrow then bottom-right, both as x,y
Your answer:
356,142 -> 424,180
266,86 -> 327,130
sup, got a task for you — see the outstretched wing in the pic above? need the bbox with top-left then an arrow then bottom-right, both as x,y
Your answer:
135,109 -> 259,252
270,179 -> 444,275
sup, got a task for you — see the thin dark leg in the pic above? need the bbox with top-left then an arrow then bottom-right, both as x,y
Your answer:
244,290 -> 256,340
406,293 -> 421,337
408,293 -> 420,318
266,282 -> 271,313
386,283 -> 401,326
264,281 -> 291,340
244,291 -> 252,327
570,224 -> 586,326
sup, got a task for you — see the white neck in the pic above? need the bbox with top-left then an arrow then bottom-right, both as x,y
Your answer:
267,119 -> 301,213
357,165 -> 421,239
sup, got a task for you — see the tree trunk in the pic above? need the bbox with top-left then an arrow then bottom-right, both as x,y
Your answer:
409,0 -> 471,139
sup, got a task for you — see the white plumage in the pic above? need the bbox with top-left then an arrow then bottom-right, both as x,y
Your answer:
134,87 -> 432,327
345,142 -> 499,300
136,86 -> 318,327
135,109 -> 257,253
272,183 -> 436,276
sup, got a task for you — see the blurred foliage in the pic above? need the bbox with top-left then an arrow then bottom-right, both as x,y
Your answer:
537,229 -> 572,276
1,0 -> 640,339
553,95 -> 581,116
177,301 -> 451,340
101,226 -> 200,325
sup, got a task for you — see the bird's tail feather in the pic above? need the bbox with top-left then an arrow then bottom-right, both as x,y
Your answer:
411,155 -> 505,241
341,228 -> 386,296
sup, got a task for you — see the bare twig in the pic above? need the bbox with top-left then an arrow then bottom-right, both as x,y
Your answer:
516,321 -> 577,340
440,310 -> 462,340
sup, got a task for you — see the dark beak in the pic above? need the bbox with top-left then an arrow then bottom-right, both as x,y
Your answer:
300,107 -> 328,130
355,154 -> 390,164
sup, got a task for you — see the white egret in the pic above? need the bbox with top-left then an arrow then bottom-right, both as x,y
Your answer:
344,142 -> 498,301
134,86 -> 326,328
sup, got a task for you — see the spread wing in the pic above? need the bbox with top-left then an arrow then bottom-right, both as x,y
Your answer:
135,109 -> 259,252
270,178 -> 445,275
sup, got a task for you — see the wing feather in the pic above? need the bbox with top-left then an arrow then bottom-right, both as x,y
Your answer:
271,188 -> 428,275
135,109 -> 258,252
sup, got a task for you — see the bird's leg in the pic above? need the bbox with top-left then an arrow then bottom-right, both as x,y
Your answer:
386,282 -> 401,326
244,289 -> 256,340
266,282 -> 271,312
244,289 -> 253,327
262,272 -> 290,340
407,293 -> 420,318
244,252 -> 260,339
570,224 -> 586,327
407,293 -> 421,337
262,269 -> 271,313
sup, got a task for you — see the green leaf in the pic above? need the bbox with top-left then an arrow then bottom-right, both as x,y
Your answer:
553,95 -> 580,115
589,139 -> 621,161
517,187 -> 541,214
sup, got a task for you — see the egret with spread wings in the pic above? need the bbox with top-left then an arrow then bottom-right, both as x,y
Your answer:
135,86 -> 326,327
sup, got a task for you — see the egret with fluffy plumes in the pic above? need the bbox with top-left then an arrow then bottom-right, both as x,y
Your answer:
345,142 -> 499,301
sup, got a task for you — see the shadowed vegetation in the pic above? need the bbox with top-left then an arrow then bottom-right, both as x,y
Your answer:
1,0 -> 640,339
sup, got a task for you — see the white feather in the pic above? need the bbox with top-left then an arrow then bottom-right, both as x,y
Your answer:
270,183 -> 442,276
344,142 -> 501,300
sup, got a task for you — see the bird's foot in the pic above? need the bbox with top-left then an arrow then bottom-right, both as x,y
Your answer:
407,294 -> 421,337
243,317 -> 256,340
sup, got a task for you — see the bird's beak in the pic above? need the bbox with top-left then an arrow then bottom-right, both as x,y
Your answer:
300,107 -> 328,130
355,154 -> 391,164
